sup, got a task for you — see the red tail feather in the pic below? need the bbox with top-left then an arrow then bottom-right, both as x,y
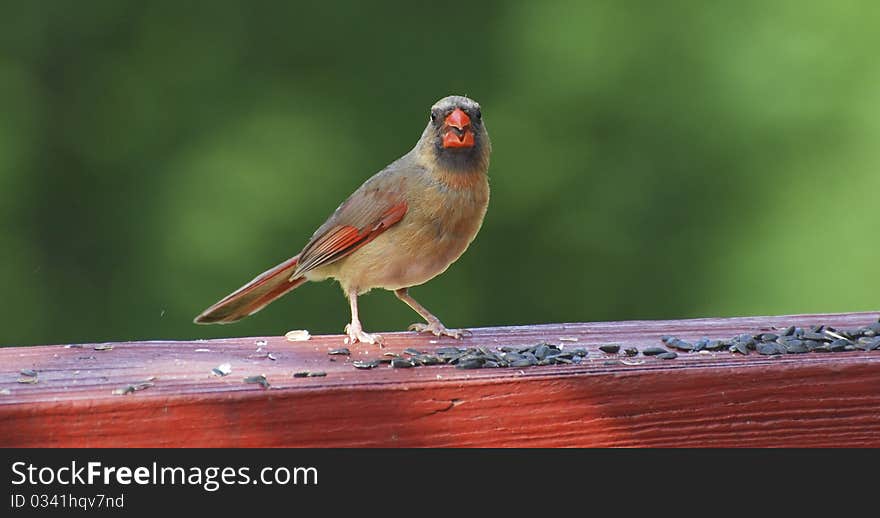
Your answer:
194,255 -> 305,324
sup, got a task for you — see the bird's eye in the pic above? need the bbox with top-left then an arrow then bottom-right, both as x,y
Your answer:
430,111 -> 437,122
475,109 -> 482,120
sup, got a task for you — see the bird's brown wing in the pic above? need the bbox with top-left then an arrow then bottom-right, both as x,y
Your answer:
292,175 -> 409,278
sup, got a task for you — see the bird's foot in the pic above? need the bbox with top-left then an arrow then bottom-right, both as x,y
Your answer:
345,322 -> 384,346
408,321 -> 472,339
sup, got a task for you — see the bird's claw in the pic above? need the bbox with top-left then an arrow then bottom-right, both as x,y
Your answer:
408,322 -> 471,339
345,323 -> 384,346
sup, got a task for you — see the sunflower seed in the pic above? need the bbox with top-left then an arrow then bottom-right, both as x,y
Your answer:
328,348 -> 351,356
212,363 -> 232,376
756,343 -> 782,355
285,330 -> 311,342
599,344 -> 620,354
642,347 -> 668,356
657,352 -> 678,360
352,360 -> 380,369
244,375 -> 270,388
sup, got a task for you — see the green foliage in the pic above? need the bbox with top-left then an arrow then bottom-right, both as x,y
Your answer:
1,1 -> 878,346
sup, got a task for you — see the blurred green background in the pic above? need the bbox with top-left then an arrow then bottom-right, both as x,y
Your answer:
1,1 -> 878,346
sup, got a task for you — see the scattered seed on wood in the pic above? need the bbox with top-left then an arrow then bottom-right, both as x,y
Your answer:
642,347 -> 668,356
64,344 -> 84,348
559,337 -> 579,342
20,369 -> 37,377
293,371 -> 327,378
285,330 -> 311,342
328,348 -> 351,356
599,344 -> 620,354
94,344 -> 114,351
623,347 -> 639,357
212,363 -> 232,376
17,376 -> 38,384
352,360 -> 380,369
391,358 -> 415,368
244,375 -> 270,388
403,348 -> 424,356
112,381 -> 154,395
657,352 -> 678,360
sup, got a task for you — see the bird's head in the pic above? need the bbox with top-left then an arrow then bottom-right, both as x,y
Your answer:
418,95 -> 490,172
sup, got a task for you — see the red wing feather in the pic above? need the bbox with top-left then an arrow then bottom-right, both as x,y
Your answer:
293,199 -> 408,277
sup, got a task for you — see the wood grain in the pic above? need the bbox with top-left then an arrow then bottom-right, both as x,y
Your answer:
1,312 -> 879,447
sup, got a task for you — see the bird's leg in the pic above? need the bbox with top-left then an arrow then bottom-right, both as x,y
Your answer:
394,288 -> 472,339
344,289 -> 383,346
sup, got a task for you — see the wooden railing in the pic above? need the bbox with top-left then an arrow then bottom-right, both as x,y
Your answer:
1,311 -> 878,447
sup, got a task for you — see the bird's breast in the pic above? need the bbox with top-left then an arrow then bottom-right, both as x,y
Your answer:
329,172 -> 489,293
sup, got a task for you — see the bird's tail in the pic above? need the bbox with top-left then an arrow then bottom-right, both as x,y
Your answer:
194,254 -> 306,324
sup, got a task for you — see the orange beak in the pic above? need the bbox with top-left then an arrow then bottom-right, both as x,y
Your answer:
442,108 -> 475,148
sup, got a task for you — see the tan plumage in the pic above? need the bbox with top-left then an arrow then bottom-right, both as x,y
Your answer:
195,95 -> 491,345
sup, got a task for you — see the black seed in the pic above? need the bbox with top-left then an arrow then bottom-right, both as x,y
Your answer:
642,347 -> 668,356
391,358 -> 415,368
555,357 -> 573,364
243,375 -> 270,389
657,352 -> 678,360
403,348 -> 424,355
801,331 -> 827,341
483,360 -> 500,368
812,345 -> 832,353
599,344 -> 620,354
328,348 -> 351,356
509,359 -> 534,368
456,358 -> 484,369
760,333 -> 779,341
784,342 -> 809,354
782,326 -> 796,336
293,371 -> 310,378
535,344 -> 550,360
19,369 -> 37,377
704,340 -> 724,351
804,340 -> 824,350
353,360 -> 380,369
414,354 -> 443,366
733,342 -> 750,355
623,347 -> 639,357
667,339 -> 693,351
660,335 -> 674,343
756,343 -> 782,355
830,342 -> 849,352
436,347 -> 463,356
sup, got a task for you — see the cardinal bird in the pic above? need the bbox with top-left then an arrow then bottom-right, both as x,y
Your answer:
194,95 -> 491,345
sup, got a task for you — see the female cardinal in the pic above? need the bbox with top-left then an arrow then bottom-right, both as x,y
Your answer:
194,95 -> 491,345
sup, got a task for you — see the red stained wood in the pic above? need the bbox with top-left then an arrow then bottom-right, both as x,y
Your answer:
1,312 -> 879,447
